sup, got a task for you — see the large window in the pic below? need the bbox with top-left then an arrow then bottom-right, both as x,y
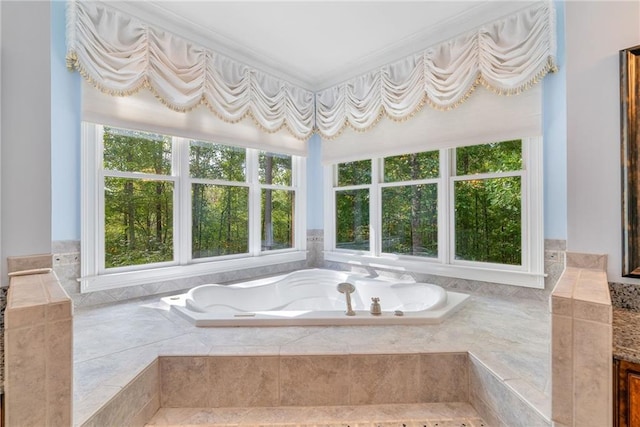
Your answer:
326,138 -> 544,288
82,123 -> 305,291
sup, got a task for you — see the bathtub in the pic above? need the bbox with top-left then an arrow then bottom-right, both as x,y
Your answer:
164,269 -> 469,327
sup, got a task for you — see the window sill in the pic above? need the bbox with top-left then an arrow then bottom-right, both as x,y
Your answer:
80,251 -> 307,293
324,251 -> 545,289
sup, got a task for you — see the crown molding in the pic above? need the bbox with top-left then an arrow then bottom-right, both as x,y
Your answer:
102,0 -> 540,92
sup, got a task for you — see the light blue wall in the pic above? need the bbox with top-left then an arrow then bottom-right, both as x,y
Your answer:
49,3 -> 568,242
51,0 -> 81,241
542,0 -> 567,240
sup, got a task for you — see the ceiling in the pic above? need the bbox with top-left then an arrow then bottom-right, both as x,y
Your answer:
122,1 -> 538,91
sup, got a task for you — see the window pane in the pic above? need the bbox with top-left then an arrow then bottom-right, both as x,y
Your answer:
384,151 -> 439,182
262,189 -> 294,251
103,127 -> 172,174
456,140 -> 522,176
335,189 -> 370,250
104,177 -> 173,268
337,160 -> 371,186
454,177 -> 521,265
381,184 -> 438,257
189,141 -> 245,181
191,184 -> 249,258
259,152 -> 292,186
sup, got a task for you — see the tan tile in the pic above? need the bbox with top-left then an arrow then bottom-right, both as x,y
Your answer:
573,299 -> 611,324
7,253 -> 52,273
551,313 -> 572,426
160,356 -> 209,407
46,319 -> 73,427
349,354 -> 421,404
573,319 -> 612,427
551,295 -> 572,316
47,300 -> 72,321
565,252 -> 607,270
279,355 -> 350,406
5,325 -> 47,427
419,353 -> 469,402
4,304 -> 45,329
208,356 -> 279,407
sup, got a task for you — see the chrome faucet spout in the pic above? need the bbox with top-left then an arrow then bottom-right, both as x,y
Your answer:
337,282 -> 356,316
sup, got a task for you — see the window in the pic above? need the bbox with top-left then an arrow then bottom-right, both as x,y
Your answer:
325,138 -> 544,288
81,123 -> 306,292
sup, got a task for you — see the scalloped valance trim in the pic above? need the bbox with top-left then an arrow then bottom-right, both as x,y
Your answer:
66,0 -> 315,141
66,1 -> 557,142
315,1 -> 557,139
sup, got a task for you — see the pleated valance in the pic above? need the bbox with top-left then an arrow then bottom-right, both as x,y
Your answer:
65,0 -> 315,140
66,1 -> 556,144
316,1 -> 556,139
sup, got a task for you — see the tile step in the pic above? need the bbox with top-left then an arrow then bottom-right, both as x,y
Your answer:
145,402 -> 488,427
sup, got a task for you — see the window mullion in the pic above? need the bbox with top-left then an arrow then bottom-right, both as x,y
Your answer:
440,149 -> 451,265
247,149 -> 261,256
370,158 -> 380,256
176,137 -> 191,265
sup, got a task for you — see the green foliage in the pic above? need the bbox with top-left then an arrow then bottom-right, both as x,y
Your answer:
456,140 -> 522,176
192,184 -> 249,258
384,151 -> 439,182
336,189 -> 370,250
454,177 -> 522,265
259,152 -> 292,186
104,128 -> 171,174
190,141 -> 245,181
103,128 -> 174,268
261,189 -> 294,250
338,160 -> 371,186
104,177 -> 174,268
381,184 -> 438,257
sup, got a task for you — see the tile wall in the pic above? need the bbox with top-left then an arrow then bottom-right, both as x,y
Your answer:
52,236 -> 567,308
550,254 -> 612,427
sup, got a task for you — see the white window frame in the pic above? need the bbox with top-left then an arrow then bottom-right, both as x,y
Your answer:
81,122 -> 306,293
324,137 -> 544,288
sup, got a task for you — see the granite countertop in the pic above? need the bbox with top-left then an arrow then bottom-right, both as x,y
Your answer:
613,307 -> 640,364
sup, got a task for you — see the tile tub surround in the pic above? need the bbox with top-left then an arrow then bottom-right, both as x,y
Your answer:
73,291 -> 550,426
551,259 -> 612,427
4,270 -> 73,427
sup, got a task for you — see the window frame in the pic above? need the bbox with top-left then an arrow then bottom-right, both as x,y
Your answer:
81,123 -> 306,293
324,137 -> 544,288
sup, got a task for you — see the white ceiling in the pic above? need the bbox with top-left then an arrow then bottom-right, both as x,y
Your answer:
122,1 -> 538,91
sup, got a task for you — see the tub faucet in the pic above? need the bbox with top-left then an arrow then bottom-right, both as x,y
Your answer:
337,282 -> 356,316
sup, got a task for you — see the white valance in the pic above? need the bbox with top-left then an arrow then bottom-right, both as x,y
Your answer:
316,1 -> 556,139
66,0 -> 315,141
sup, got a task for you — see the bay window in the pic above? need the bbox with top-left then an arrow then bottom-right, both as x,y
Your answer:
81,123 -> 306,292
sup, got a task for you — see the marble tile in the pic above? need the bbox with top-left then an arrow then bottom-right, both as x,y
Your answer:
469,355 -> 549,427
128,392 -> 160,427
551,314 -> 574,425
4,325 -> 47,427
52,239 -> 81,254
573,319 -> 612,427
349,354 -> 421,404
160,356 -> 210,407
279,355 -> 350,406
6,253 -> 52,273
551,295 -> 572,316
83,360 -> 159,427
208,356 -> 279,407
565,252 -> 607,270
573,299 -> 611,323
419,353 -> 468,403
47,318 -> 73,427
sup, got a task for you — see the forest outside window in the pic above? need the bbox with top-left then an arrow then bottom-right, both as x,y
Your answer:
326,138 -> 544,287
81,123 -> 305,291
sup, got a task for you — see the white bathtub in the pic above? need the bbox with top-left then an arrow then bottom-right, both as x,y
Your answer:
164,269 -> 469,326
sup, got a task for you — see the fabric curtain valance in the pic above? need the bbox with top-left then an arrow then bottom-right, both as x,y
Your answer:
66,0 -> 315,141
316,1 -> 556,139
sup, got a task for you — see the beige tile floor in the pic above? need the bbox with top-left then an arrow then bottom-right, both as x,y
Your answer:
73,292 -> 550,426
146,402 -> 487,426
